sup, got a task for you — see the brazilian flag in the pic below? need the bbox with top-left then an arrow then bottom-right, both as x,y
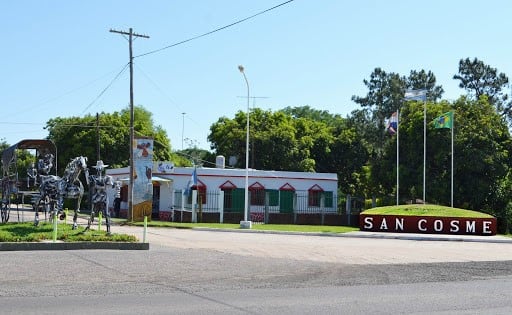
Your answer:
434,111 -> 453,129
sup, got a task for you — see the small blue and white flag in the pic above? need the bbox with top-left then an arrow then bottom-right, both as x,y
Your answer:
184,167 -> 198,195
404,89 -> 427,101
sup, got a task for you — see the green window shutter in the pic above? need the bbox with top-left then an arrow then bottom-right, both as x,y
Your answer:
266,189 -> 279,206
324,191 -> 333,208
231,188 -> 245,213
279,190 -> 294,213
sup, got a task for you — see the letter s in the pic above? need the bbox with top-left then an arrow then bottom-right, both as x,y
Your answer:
364,217 -> 373,229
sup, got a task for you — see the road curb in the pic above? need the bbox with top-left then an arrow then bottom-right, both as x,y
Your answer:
190,227 -> 512,244
0,241 -> 149,251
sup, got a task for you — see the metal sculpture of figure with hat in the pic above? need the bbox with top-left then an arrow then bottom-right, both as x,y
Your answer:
86,160 -> 119,234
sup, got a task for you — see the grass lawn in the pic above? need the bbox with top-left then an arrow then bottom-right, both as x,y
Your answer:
0,222 -> 137,242
361,204 -> 494,218
128,221 -> 359,234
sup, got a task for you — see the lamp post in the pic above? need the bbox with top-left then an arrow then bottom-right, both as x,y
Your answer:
238,65 -> 251,229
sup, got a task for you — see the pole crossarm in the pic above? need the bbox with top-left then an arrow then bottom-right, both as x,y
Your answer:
109,29 -> 150,39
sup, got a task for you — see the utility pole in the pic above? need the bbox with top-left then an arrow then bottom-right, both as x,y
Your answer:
96,113 -> 100,161
110,28 -> 149,222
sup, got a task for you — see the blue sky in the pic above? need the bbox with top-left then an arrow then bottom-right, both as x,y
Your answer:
1,0 -> 511,150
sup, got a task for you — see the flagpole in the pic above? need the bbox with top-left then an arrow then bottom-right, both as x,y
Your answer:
451,112 -> 454,207
423,97 -> 426,204
396,109 -> 399,205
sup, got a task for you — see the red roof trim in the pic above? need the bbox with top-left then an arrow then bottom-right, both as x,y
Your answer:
249,182 -> 265,190
308,184 -> 324,192
279,183 -> 295,191
219,180 -> 237,189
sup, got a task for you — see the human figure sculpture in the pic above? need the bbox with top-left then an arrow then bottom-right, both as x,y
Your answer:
26,163 -> 37,188
37,153 -> 54,176
27,153 -> 54,188
86,160 -> 119,234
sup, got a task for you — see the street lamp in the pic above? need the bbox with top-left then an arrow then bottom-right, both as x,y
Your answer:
238,65 -> 251,229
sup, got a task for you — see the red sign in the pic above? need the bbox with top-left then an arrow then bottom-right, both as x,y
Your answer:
359,214 -> 497,236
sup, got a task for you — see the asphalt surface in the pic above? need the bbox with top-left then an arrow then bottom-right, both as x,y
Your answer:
2,211 -> 512,314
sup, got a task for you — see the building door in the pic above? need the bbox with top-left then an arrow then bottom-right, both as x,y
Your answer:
152,184 -> 160,219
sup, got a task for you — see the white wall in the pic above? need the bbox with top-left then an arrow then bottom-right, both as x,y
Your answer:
106,164 -> 338,214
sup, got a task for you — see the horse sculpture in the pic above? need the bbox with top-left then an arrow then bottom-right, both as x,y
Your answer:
34,156 -> 89,228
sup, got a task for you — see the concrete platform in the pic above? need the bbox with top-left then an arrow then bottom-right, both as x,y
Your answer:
0,241 -> 149,251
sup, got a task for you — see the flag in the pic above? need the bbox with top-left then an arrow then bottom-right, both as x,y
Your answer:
386,111 -> 398,135
434,111 -> 453,129
404,89 -> 427,101
184,167 -> 198,195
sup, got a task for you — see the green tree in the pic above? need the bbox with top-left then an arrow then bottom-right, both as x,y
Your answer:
450,96 -> 512,213
45,105 -> 174,172
351,68 -> 405,129
378,96 -> 512,214
209,106 -> 369,197
351,67 -> 444,203
407,69 -> 444,101
281,105 -> 339,125
453,57 -> 510,118
209,108 -> 303,171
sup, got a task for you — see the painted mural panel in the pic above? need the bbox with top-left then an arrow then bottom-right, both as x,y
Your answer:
133,137 -> 153,220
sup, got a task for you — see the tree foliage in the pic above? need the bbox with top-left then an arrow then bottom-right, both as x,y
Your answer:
45,106 -> 173,172
453,57 -> 510,119
208,107 -> 369,195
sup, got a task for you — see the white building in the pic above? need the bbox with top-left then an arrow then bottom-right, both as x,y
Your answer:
106,160 -> 338,222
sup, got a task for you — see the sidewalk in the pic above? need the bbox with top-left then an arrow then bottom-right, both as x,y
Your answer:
341,230 -> 512,243
189,226 -> 512,244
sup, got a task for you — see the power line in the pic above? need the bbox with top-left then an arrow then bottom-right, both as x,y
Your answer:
134,64 -> 202,128
81,62 -> 130,114
0,121 -> 45,126
135,0 -> 295,59
5,66 -> 133,121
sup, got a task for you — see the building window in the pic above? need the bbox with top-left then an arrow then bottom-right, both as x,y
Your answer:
187,187 -> 207,204
223,189 -> 233,209
308,184 -> 324,207
249,182 -> 265,206
187,180 -> 207,204
251,189 -> 264,206
220,181 -> 238,212
308,190 -> 322,207
197,185 -> 206,204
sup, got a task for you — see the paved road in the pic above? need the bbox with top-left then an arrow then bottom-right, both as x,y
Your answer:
2,219 -> 512,314
117,225 -> 512,264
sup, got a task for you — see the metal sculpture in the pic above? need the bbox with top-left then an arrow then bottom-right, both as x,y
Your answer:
0,177 -> 13,223
1,139 -> 57,223
34,156 -> 89,228
27,153 -> 54,188
86,160 -> 119,234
